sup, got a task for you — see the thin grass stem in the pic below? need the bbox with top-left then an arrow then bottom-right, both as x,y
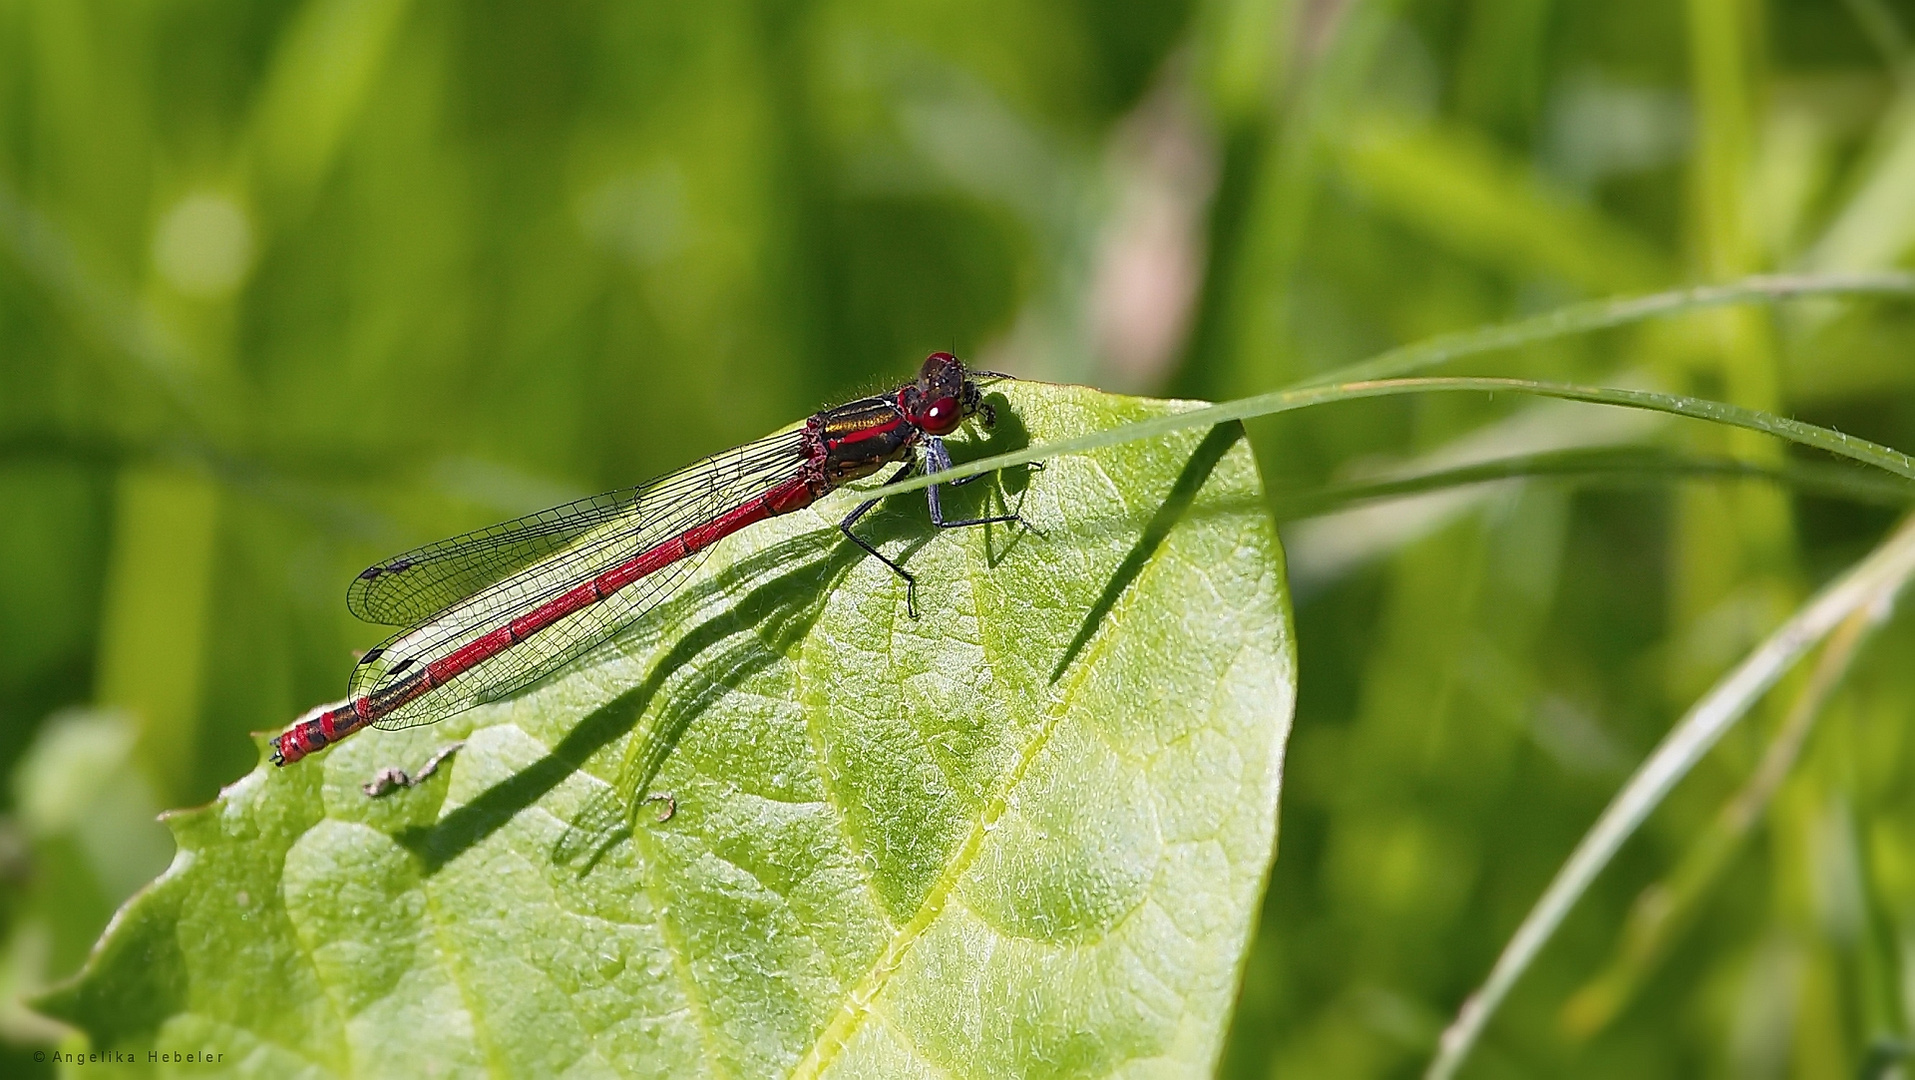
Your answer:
881,375 -> 1915,498
879,274 -> 1915,500
1425,513 -> 1915,1080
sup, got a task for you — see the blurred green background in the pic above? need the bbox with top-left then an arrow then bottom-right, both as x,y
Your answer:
4,0 -> 1915,1075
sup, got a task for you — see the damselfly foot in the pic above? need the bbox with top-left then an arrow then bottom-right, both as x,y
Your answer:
839,442 -> 1041,619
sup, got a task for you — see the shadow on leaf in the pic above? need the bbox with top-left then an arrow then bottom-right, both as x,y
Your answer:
397,400 -> 1046,874
1050,422 -> 1245,684
396,532 -> 856,874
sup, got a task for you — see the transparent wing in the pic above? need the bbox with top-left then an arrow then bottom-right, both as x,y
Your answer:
346,430 -> 809,731
349,488 -> 649,627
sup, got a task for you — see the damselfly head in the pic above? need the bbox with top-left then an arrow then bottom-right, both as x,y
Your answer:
909,351 -> 982,436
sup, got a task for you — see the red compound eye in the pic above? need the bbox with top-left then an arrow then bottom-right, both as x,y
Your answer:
919,395 -> 963,435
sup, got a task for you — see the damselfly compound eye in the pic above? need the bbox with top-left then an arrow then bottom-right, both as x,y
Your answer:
920,395 -> 963,435
920,352 -> 959,382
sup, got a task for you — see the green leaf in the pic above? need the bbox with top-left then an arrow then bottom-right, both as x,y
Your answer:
36,380 -> 1295,1079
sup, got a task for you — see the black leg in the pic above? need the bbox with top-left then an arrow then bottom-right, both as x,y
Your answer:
923,437 -> 1031,532
841,441 -> 1040,619
841,461 -> 922,616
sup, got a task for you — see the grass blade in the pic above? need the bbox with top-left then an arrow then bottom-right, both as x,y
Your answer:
1291,273 -> 1914,389
1268,447 -> 1915,520
1425,513 -> 1915,1080
1558,604 -> 1884,1039
882,374 -> 1915,499
880,274 -> 1915,499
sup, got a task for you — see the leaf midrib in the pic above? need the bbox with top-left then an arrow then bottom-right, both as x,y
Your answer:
786,459 -> 1148,1080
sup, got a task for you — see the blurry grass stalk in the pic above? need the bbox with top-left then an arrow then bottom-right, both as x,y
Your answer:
1268,448 -> 1915,523
1333,111 -> 1667,293
1676,0 -> 1796,715
1289,273 -> 1915,389
1802,85 -> 1915,283
1215,0 -> 1400,398
1194,0 -> 1294,124
1425,512 -> 1915,1080
93,466 -> 219,805
248,0 -> 412,217
1687,0 -> 1761,286
1558,601 -> 1882,1038
1840,0 -> 1914,81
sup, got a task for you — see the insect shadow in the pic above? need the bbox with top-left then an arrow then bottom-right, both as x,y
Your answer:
548,408 -> 1040,872
393,413 -> 1036,875
395,529 -> 859,875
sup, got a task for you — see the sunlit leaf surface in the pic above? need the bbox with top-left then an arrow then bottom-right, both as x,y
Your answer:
38,380 -> 1294,1079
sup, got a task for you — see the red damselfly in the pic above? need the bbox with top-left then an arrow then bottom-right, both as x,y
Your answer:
272,354 -> 1026,766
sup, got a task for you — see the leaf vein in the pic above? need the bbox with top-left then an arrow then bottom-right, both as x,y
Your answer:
787,487 -> 1179,1078
418,861 -> 510,1079
621,779 -> 739,1080
794,629 -> 903,935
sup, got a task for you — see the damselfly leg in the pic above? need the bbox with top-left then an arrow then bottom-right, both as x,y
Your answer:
838,435 -> 1035,617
